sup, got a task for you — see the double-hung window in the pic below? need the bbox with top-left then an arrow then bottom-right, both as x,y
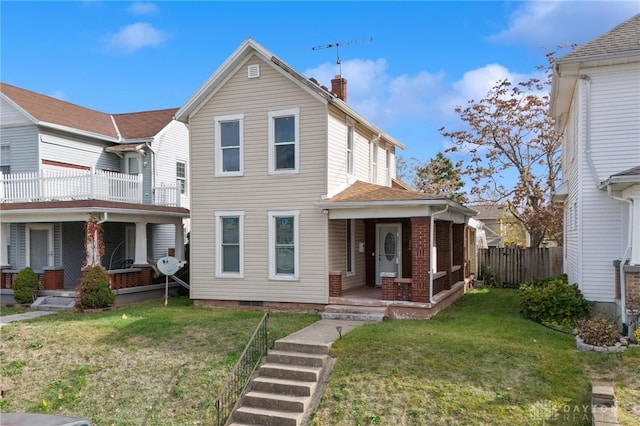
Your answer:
268,108 -> 299,174
215,114 -> 243,177
268,211 -> 299,280
370,141 -> 378,183
346,124 -> 354,175
0,144 -> 10,174
215,211 -> 244,277
176,161 -> 186,194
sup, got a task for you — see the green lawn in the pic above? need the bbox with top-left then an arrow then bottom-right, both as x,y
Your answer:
0,297 -> 318,425
310,289 -> 640,426
1,291 -> 638,425
0,305 -> 30,316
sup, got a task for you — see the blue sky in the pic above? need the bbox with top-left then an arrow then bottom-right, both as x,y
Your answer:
2,1 -> 638,168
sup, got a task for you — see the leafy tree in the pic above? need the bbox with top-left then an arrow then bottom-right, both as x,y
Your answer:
441,53 -> 563,247
413,152 -> 467,203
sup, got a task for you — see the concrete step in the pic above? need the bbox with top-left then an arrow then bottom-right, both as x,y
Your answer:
321,305 -> 387,322
259,363 -> 322,382
243,390 -> 308,413
30,296 -> 75,312
232,406 -> 303,426
273,340 -> 330,355
250,377 -> 316,397
266,350 -> 328,368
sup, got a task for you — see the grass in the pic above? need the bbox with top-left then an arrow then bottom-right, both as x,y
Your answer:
310,289 -> 640,426
0,305 -> 30,316
2,290 -> 638,425
0,297 -> 318,425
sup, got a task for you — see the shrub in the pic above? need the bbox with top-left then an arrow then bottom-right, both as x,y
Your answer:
479,263 -> 500,287
13,267 -> 40,304
523,273 -> 568,288
579,316 -> 620,347
634,327 -> 640,344
520,277 -> 592,327
76,266 -> 115,310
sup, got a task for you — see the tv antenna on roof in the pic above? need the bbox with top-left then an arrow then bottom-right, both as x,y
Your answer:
311,37 -> 373,74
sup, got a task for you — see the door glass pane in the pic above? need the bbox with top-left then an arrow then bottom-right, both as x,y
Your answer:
30,229 -> 48,271
384,232 -> 396,261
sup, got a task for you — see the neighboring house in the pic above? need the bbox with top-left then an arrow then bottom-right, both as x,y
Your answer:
471,204 -> 528,248
0,83 -> 189,295
176,38 -> 477,318
550,14 -> 640,331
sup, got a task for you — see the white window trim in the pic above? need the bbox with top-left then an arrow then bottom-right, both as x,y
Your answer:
346,123 -> 354,176
370,141 -> 378,184
268,210 -> 300,280
346,219 -> 355,276
268,108 -> 300,175
26,223 -> 54,270
215,211 -> 245,278
385,150 -> 391,186
176,160 -> 187,194
214,114 -> 244,177
124,152 -> 142,175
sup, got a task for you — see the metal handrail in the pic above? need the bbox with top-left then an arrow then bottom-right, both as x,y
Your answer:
214,312 -> 269,425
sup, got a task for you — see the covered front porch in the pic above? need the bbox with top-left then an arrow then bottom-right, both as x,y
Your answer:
319,181 -> 477,319
0,199 -> 189,297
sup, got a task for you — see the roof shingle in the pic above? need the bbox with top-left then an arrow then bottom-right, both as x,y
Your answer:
325,181 -> 442,203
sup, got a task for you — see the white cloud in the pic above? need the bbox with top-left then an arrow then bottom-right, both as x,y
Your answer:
129,2 -> 158,15
488,1 -> 639,49
104,22 -> 166,53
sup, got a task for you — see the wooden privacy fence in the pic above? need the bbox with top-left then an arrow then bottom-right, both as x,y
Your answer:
478,247 -> 563,287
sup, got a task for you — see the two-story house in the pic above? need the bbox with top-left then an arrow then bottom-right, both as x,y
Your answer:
0,83 -> 190,301
176,38 -> 477,319
551,14 -> 640,334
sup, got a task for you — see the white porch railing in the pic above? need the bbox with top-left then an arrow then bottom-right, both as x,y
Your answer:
0,170 -> 179,207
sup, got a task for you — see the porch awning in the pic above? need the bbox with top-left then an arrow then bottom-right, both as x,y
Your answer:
316,180 -> 476,222
598,166 -> 640,192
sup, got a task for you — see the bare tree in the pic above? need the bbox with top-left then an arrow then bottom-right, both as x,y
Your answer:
441,55 -> 563,247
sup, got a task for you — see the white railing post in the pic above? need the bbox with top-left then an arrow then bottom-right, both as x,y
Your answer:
175,180 -> 180,207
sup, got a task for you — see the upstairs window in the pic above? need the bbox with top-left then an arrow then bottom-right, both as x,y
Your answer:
370,141 -> 378,184
385,150 -> 391,185
0,144 -> 10,174
268,108 -> 299,174
125,154 -> 141,175
176,161 -> 186,194
215,114 -> 244,177
346,124 -> 354,175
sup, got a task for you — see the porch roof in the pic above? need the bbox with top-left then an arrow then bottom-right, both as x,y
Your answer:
316,181 -> 476,221
0,199 -> 189,223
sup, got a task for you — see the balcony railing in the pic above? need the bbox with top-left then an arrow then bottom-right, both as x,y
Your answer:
0,170 -> 180,207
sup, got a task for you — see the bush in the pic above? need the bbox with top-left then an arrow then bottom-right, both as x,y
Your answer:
479,263 -> 500,287
579,316 -> 620,347
13,267 -> 40,304
634,327 -> 640,344
520,276 -> 592,328
76,266 -> 115,310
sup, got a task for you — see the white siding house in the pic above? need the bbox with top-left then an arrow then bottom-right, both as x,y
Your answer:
551,14 -> 640,331
176,38 -> 477,318
0,83 -> 190,295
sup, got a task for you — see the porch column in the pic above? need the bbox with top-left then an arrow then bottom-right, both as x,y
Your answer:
436,221 -> 452,289
134,221 -> 148,265
0,223 -> 9,266
623,188 -> 640,265
174,220 -> 185,261
411,217 -> 430,303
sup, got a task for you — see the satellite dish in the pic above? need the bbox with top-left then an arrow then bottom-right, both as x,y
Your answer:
157,256 -> 182,276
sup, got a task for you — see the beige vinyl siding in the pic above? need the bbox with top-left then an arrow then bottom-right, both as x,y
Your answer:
327,219 -> 367,289
327,112 -> 347,195
189,55 -> 329,303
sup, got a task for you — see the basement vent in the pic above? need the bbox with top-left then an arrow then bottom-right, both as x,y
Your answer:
248,64 -> 260,79
239,300 -> 264,307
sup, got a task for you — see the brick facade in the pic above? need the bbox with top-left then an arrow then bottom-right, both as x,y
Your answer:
329,271 -> 343,297
624,265 -> 640,310
43,268 -> 64,290
436,221 -> 452,289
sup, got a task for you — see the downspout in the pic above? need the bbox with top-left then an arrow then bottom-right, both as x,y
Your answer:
607,185 -> 633,326
581,75 -> 599,188
429,205 -> 449,304
144,141 -> 156,205
97,212 -> 109,224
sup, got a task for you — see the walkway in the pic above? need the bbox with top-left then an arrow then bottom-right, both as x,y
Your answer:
0,311 -> 55,327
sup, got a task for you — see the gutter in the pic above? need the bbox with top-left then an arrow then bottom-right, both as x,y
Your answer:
429,205 -> 449,305
606,185 -> 633,326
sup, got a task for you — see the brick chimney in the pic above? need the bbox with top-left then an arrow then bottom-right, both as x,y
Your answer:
331,74 -> 347,102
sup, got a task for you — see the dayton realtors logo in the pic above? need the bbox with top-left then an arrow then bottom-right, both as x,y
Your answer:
528,400 -> 559,424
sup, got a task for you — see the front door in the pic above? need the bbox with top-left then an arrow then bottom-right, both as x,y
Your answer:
27,224 -> 53,272
375,223 -> 402,286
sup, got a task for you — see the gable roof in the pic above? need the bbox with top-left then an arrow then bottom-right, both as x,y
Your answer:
1,82 -> 178,142
175,38 -> 406,150
1,82 -> 119,139
113,108 -> 179,139
558,13 -> 640,63
551,14 -> 640,121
